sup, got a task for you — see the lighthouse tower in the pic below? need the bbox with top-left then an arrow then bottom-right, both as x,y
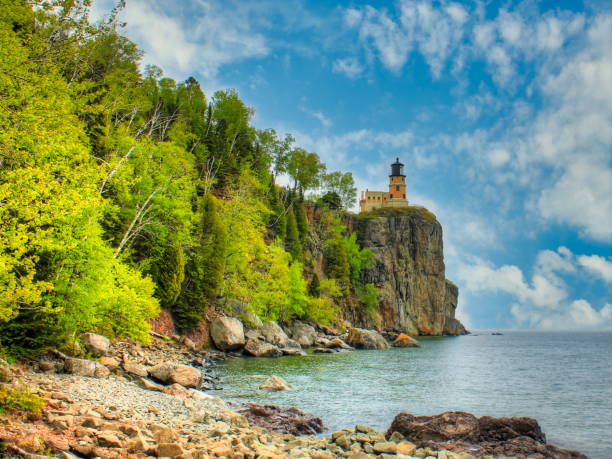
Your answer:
359,158 -> 409,212
387,158 -> 408,207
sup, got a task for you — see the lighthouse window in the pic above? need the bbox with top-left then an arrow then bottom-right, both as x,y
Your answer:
395,185 -> 400,191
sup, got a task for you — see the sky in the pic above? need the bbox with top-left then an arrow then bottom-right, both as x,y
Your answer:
92,0 -> 612,331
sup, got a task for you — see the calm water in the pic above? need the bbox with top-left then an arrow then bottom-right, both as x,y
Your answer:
218,331 -> 612,458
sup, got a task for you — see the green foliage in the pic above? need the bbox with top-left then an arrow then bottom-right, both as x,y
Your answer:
149,237 -> 185,308
303,279 -> 342,325
174,194 -> 227,330
358,205 -> 438,222
294,201 -> 309,243
0,387 -> 45,415
322,171 -> 357,209
357,283 -> 379,314
287,148 -> 326,193
318,191 -> 343,210
309,273 -> 321,298
343,233 -> 375,285
323,238 -> 350,296
285,207 -> 302,259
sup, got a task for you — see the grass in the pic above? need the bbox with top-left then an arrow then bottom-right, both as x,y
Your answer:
357,205 -> 438,222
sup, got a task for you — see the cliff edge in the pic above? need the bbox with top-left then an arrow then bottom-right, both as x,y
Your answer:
352,207 -> 467,336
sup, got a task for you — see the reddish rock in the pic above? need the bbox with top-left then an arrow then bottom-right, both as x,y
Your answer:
239,403 -> 325,436
392,333 -> 421,348
386,411 -> 588,459
156,442 -> 185,457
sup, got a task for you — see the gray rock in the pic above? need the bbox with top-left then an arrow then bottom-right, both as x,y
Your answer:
65,358 -> 96,377
82,333 -> 110,356
243,338 -> 282,357
261,321 -> 290,346
210,317 -> 245,351
346,328 -> 390,350
290,321 -> 318,347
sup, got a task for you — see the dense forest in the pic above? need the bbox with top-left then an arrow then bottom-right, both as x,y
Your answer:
0,0 -> 379,357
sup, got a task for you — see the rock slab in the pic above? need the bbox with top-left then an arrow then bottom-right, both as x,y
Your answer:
239,403 -> 325,435
346,328 -> 389,350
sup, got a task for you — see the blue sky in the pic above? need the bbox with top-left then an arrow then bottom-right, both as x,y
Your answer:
92,0 -> 611,330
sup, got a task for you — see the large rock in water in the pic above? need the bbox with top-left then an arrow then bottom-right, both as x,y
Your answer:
386,411 -> 588,459
210,317 -> 245,351
243,338 -> 282,357
346,328 -> 389,350
290,321 -> 318,347
353,212 -> 467,336
259,375 -> 292,391
261,321 -> 290,347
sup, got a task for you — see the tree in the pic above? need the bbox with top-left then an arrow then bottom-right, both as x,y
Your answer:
148,237 -> 185,308
322,171 -> 357,209
287,148 -> 326,193
323,238 -> 350,296
294,201 -> 309,244
285,207 -> 302,259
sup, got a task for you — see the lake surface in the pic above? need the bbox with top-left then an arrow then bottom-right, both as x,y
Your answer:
218,331 -> 612,458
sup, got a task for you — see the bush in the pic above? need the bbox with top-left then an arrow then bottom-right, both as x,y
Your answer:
0,387 -> 45,415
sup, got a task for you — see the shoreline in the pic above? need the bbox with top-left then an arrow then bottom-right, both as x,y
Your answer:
0,332 -> 591,458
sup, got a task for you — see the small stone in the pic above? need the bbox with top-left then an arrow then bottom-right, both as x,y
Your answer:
355,425 -> 376,433
93,363 -> 110,378
373,442 -> 397,454
156,443 -> 185,457
396,441 -> 417,455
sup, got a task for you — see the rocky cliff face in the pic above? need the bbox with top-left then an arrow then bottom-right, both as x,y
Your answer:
351,210 -> 467,336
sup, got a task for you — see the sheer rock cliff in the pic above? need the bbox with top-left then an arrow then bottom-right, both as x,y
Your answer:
351,211 -> 467,336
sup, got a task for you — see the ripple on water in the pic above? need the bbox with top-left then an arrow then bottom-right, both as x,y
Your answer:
218,331 -> 612,459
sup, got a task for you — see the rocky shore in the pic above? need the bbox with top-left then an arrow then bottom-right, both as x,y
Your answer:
0,328 -> 587,458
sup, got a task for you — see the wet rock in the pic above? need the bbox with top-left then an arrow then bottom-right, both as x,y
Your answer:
210,316 -> 245,351
281,346 -> 307,356
259,375 -> 292,391
261,321 -> 291,346
290,321 -> 318,347
326,338 -> 353,350
313,347 -> 335,354
386,411 -> 588,459
387,411 -> 480,443
82,333 -> 110,356
239,403 -> 325,435
243,338 -> 282,357
346,328 -> 390,350
392,333 -> 421,348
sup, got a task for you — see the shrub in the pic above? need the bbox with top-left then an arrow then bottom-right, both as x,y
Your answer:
0,387 -> 45,415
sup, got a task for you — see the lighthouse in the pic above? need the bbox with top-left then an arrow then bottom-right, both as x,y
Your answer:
359,158 -> 409,212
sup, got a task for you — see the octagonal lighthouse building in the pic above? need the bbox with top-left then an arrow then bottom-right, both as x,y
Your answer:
359,158 -> 409,212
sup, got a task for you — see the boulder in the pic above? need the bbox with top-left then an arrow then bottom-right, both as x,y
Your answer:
122,362 -> 149,378
387,411 -> 480,443
444,317 -> 468,335
290,321 -> 318,347
261,321 -> 290,346
281,347 -> 307,356
243,338 -> 282,358
0,359 -> 12,382
386,411 -> 587,459
210,317 -> 245,351
242,312 -> 264,329
65,358 -> 97,377
392,333 -> 421,348
326,338 -> 353,350
82,333 -> 110,356
346,328 -> 390,350
93,363 -> 110,378
259,375 -> 292,391
239,403 -> 325,435
148,362 -> 201,388
245,329 -> 264,341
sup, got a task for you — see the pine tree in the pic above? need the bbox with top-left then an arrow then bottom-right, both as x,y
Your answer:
294,201 -> 309,244
309,273 -> 321,298
285,207 -> 302,259
323,237 -> 350,296
150,237 -> 185,308
174,194 -> 227,330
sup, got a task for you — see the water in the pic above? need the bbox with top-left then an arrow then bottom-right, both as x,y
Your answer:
218,331 -> 612,458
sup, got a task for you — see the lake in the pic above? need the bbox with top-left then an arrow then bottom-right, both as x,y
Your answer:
218,331 -> 612,458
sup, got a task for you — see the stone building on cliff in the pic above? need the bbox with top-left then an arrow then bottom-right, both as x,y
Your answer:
359,158 -> 409,212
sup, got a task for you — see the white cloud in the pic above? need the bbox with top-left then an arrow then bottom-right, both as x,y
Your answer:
333,57 -> 365,79
577,254 -> 612,283
488,148 -> 510,167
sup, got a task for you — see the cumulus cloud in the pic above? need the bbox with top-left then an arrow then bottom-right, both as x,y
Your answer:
577,255 -> 612,283
459,247 -> 612,329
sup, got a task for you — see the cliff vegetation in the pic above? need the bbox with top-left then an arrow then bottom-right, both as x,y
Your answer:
0,1 -> 464,359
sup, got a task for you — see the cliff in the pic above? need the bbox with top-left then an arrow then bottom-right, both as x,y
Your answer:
349,208 -> 467,336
